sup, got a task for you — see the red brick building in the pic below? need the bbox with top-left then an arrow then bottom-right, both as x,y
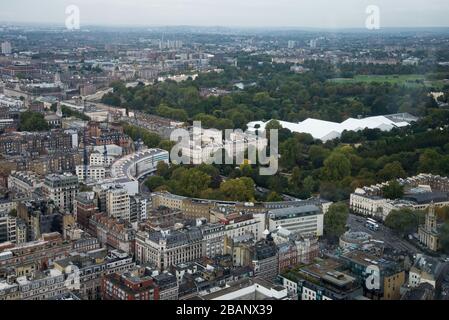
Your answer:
75,192 -> 97,231
101,271 -> 159,300
277,242 -> 298,273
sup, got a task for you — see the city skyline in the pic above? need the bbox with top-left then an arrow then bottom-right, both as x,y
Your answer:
1,0 -> 449,28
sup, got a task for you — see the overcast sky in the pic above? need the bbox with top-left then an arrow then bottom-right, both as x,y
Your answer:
1,0 -> 449,28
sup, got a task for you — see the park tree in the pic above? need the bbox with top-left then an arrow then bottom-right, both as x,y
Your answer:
122,124 -> 161,148
219,177 -> 255,202
385,208 -> 424,237
418,149 -> 443,174
101,92 -> 122,106
324,203 -> 349,241
19,111 -> 49,132
265,119 -> 282,130
197,164 -> 222,189
266,191 -> 283,202
289,167 -> 301,190
319,181 -> 351,202
156,161 -> 171,179
309,145 -> 331,168
145,176 -> 166,191
156,104 -> 188,122
280,138 -> 301,169
240,163 -> 254,177
158,140 -> 176,152
303,176 -> 317,195
382,180 -> 404,200
378,161 -> 407,181
436,206 -> 449,222
267,175 -> 288,194
323,152 -> 351,181
265,119 -> 283,145
178,169 -> 211,198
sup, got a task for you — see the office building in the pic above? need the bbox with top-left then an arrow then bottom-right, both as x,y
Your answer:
75,165 -> 106,182
135,227 -> 204,271
268,205 -> 323,237
340,250 -> 406,300
0,212 -> 17,244
74,192 -> 97,231
1,41 -> 12,55
251,235 -> 279,281
106,185 -> 130,221
42,173 -> 79,212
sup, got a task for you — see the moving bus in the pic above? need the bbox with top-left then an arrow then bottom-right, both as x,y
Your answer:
365,219 -> 379,231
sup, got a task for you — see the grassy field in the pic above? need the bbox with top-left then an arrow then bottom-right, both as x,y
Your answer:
329,74 -> 446,88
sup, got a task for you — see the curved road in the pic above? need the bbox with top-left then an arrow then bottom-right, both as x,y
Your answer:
347,213 -> 422,254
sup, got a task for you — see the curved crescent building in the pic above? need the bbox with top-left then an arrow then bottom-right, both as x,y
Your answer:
111,148 -> 169,181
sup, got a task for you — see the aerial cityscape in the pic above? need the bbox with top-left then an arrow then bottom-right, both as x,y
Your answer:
1,0 -> 449,305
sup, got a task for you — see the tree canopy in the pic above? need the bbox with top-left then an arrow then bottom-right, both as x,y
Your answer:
382,180 -> 405,200
19,111 -> 49,132
385,208 -> 424,237
324,203 -> 349,241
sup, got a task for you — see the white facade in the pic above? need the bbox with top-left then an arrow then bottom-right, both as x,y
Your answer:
135,229 -> 204,271
268,206 -> 323,237
76,165 -> 106,182
281,276 -> 334,301
1,41 -> 12,55
0,200 -> 16,213
0,212 -> 17,243
349,187 -> 449,221
199,223 -> 225,258
92,144 -> 123,157
408,255 -> 437,289
408,269 -> 436,288
106,186 -> 130,221
0,94 -> 23,108
349,192 -> 397,220
43,173 -> 79,212
110,148 -> 169,181
223,213 -> 265,241
8,171 -> 42,195
89,152 -> 115,166
206,279 -> 288,300
16,269 -> 68,300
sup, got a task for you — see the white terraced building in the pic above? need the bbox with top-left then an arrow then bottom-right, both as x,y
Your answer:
0,94 -> 24,108
8,171 -> 42,195
110,148 -> 169,181
75,165 -> 106,182
247,113 -> 418,142
350,174 -> 449,220
89,151 -> 115,166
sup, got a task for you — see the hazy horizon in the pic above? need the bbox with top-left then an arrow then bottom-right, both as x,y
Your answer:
1,0 -> 449,29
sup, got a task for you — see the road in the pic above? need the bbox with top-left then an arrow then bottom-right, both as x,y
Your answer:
138,175 -> 151,195
83,88 -> 113,102
347,214 -> 422,254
